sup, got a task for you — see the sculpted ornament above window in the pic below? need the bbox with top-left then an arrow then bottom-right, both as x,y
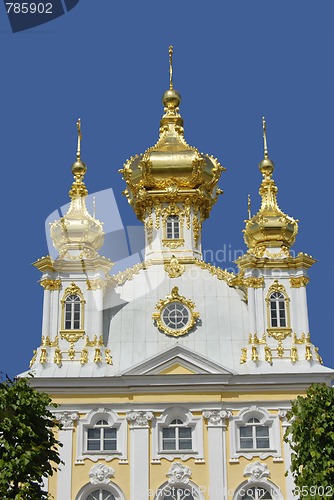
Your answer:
244,461 -> 270,482
167,462 -> 192,485
89,464 -> 114,485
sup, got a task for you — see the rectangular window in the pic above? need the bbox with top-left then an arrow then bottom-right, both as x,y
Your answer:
256,426 -> 270,448
104,428 -> 117,451
162,427 -> 176,450
87,428 -> 101,451
279,302 -> 286,327
239,426 -> 253,449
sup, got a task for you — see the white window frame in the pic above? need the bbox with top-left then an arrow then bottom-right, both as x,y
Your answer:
64,294 -> 81,330
269,292 -> 286,328
239,417 -> 270,451
166,215 -> 180,239
76,482 -> 125,500
162,418 -> 193,452
230,407 -> 282,462
76,408 -> 127,463
86,419 -> 117,453
152,406 -> 204,463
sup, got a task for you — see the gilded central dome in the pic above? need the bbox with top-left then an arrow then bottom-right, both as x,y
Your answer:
120,47 -> 224,222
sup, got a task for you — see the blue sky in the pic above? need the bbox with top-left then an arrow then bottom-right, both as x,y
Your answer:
0,0 -> 333,376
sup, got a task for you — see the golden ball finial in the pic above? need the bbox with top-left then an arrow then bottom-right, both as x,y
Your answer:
162,88 -> 181,109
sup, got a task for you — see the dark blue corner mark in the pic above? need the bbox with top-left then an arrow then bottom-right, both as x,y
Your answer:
3,0 -> 80,33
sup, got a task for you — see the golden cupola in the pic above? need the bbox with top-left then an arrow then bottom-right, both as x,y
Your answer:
243,118 -> 298,257
50,119 -> 104,260
120,46 -> 224,223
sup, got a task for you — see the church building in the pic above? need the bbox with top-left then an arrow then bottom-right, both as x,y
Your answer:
27,48 -> 333,500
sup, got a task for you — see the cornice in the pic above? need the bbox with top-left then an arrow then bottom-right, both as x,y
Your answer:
28,371 -> 334,394
33,255 -> 55,272
236,252 -> 316,271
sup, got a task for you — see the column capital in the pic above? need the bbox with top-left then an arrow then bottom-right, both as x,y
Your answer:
203,409 -> 232,427
127,411 -> 153,428
56,411 -> 79,430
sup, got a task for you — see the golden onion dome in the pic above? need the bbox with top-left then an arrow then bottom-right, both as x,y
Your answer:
243,117 -> 298,257
50,119 -> 104,260
120,46 -> 224,222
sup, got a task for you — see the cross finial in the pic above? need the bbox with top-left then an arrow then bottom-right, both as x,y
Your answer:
169,45 -> 174,90
76,118 -> 82,161
247,194 -> 251,219
262,116 -> 268,159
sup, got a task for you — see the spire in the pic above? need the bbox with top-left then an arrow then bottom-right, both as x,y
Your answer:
161,45 -> 183,129
76,117 -> 82,161
243,117 -> 298,256
262,116 -> 268,159
169,45 -> 174,90
69,118 -> 88,199
258,116 -> 275,180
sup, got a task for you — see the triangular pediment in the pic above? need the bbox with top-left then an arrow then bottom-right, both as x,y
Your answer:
120,345 -> 235,376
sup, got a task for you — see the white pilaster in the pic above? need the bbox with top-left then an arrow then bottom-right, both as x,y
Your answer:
56,411 -> 78,500
297,286 -> 310,334
127,411 -> 153,500
255,286 -> 265,335
93,288 -> 104,335
42,289 -> 51,338
203,410 -> 231,500
248,288 -> 256,334
279,410 -> 296,498
52,288 -> 60,338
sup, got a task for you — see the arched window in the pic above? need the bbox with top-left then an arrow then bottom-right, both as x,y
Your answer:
155,481 -> 204,500
162,418 -> 192,451
65,294 -> 81,330
265,280 -> 290,332
230,407 -> 281,461
239,417 -> 270,450
76,482 -> 125,500
269,292 -> 286,328
86,491 -> 116,500
160,488 -> 195,500
166,215 -> 180,239
240,486 -> 272,499
61,283 -> 85,337
87,419 -> 117,452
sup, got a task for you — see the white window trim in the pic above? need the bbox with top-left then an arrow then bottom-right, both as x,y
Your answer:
233,480 -> 284,500
166,215 -> 181,240
76,481 -> 125,500
152,406 -> 204,463
229,407 -> 282,462
76,408 -> 127,463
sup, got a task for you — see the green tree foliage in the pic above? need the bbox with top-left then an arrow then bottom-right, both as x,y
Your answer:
0,374 -> 62,499
284,383 -> 334,497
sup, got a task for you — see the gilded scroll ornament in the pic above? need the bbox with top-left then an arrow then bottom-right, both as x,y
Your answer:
40,347 -> 47,364
94,347 -> 102,363
164,255 -> 185,278
29,350 -> 37,368
40,279 -> 61,290
80,348 -> 88,365
105,349 -> 113,365
240,348 -> 247,364
54,347 -> 62,366
289,276 -> 310,288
